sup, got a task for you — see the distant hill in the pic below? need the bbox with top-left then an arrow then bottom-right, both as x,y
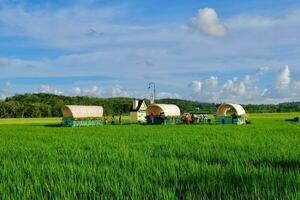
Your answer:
0,93 -> 299,118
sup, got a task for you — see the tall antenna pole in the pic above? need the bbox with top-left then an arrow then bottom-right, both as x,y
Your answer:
148,82 -> 156,104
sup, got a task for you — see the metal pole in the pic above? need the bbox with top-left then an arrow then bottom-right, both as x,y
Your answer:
148,82 -> 156,104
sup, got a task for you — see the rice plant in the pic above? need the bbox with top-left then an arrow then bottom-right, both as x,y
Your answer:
0,113 -> 299,199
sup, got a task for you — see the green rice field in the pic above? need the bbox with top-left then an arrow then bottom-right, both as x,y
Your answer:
0,113 -> 300,199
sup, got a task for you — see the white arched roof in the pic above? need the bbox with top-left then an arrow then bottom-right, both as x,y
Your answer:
217,103 -> 246,116
146,104 -> 180,117
62,105 -> 103,119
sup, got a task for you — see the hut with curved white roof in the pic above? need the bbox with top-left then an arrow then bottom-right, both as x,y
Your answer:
146,104 -> 181,124
216,103 -> 247,125
62,105 -> 104,127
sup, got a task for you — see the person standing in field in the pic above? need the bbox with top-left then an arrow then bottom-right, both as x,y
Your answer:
185,114 -> 190,125
160,112 -> 166,124
111,115 -> 115,125
150,113 -> 154,124
181,113 -> 185,123
119,115 -> 122,125
104,115 -> 108,125
191,114 -> 195,124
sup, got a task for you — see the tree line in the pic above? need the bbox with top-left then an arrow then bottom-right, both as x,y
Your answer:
0,93 -> 299,118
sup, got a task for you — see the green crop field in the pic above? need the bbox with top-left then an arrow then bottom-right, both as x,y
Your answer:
0,113 -> 300,199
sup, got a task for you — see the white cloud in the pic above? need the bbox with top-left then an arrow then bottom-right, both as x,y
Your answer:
0,5 -> 125,50
111,85 -> 128,97
260,65 -> 300,102
188,74 -> 266,103
39,85 -> 63,95
70,85 -> 131,98
1,4 -> 300,104
73,87 -> 82,95
190,8 -> 227,38
227,15 -> 275,31
189,80 -> 202,95
293,80 -> 300,91
276,65 -> 290,90
201,76 -> 220,102
205,76 -> 219,88
243,75 -> 252,84
1,5 -> 300,80
256,66 -> 270,75
157,92 -> 180,99
0,81 -> 12,100
72,85 -> 102,97
222,78 -> 246,96
188,65 -> 299,103
39,85 -> 52,93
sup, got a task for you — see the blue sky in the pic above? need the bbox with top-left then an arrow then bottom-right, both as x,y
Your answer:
0,0 -> 300,103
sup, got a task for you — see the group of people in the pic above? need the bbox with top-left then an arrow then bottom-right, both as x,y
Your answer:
149,112 -> 166,124
148,112 -> 211,125
181,113 -> 210,124
198,114 -> 209,122
103,115 -> 122,125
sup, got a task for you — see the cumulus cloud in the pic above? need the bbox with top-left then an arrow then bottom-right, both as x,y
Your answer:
202,76 -> 220,102
191,65 -> 300,104
262,65 -> 291,99
188,70 -> 272,103
0,81 -> 12,100
190,8 -> 227,38
276,65 -> 290,90
39,85 -> 63,95
111,85 -> 128,97
189,80 -> 202,95
157,92 -> 180,99
72,85 -> 102,97
70,85 -> 130,98
189,77 -> 220,102
293,80 -> 300,92
258,65 -> 300,101
256,66 -> 270,75
205,76 -> 219,88
221,78 -> 250,101
1,3 -> 300,104
1,4 -> 300,82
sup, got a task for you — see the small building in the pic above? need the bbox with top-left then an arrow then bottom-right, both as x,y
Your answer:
130,100 -> 147,123
216,103 -> 247,125
62,105 -> 104,127
146,104 -> 181,125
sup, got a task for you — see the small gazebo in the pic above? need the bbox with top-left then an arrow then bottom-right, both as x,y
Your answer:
146,104 -> 181,125
216,103 -> 247,125
62,105 -> 104,127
